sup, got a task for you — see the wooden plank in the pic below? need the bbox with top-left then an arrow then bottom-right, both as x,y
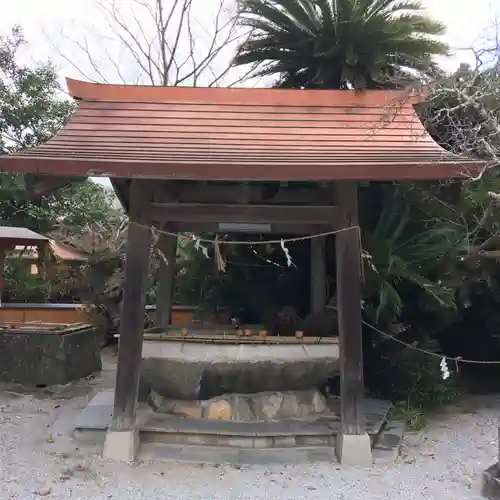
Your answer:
153,183 -> 329,205
23,174 -> 83,200
156,228 -> 177,328
125,332 -> 339,344
2,155 -> 473,183
310,236 -> 326,314
162,222 -> 336,234
335,181 -> 365,435
151,203 -> 339,225
111,179 -> 152,432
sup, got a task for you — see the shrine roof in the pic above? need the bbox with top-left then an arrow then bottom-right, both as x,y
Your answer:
0,78 -> 484,181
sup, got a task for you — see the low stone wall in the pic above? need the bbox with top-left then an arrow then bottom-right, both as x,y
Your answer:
0,324 -> 101,386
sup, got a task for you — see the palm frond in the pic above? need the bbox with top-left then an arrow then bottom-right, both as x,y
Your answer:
234,0 -> 449,89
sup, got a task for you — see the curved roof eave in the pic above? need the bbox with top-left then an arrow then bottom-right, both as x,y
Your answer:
0,79 -> 485,182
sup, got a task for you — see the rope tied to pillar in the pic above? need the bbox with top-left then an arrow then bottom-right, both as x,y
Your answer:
137,221 -> 500,366
132,221 -> 361,245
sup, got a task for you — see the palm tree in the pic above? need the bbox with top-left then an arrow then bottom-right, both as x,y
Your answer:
234,0 -> 448,89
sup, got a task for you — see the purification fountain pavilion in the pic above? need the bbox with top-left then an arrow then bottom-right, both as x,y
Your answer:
0,79 -> 483,466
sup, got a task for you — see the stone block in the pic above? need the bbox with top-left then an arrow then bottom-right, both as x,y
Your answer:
103,429 -> 140,462
224,436 -> 255,448
271,435 -> 296,447
149,390 -> 203,419
295,434 -> 331,446
186,433 -> 219,446
205,399 -> 232,420
483,464 -> 500,499
251,436 -> 273,448
149,388 -> 333,422
336,433 -> 372,467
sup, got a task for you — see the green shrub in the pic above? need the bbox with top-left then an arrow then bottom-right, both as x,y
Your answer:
366,346 -> 458,429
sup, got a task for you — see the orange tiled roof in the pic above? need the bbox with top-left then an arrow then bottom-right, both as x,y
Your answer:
0,226 -> 48,250
11,239 -> 87,262
0,78 -> 484,181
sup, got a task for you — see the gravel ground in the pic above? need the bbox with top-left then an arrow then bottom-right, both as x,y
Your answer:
0,349 -> 498,500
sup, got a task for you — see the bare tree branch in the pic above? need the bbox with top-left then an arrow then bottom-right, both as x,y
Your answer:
49,0 -> 248,88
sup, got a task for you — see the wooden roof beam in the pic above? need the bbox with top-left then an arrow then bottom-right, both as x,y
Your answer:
160,222 -> 336,234
24,174 -> 85,201
153,182 -> 331,205
151,203 -> 339,225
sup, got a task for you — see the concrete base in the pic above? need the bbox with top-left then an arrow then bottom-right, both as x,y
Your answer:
336,432 -> 373,467
102,429 -> 140,462
483,464 -> 500,499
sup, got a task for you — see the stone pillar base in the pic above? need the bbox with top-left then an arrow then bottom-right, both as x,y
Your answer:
103,429 -> 140,462
483,464 -> 500,499
336,432 -> 372,467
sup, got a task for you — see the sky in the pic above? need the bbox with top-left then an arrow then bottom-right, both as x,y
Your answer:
1,0 -> 499,188
1,0 -> 497,69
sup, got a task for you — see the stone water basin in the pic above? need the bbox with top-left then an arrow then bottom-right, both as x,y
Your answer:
139,326 -> 340,401
0,322 -> 101,386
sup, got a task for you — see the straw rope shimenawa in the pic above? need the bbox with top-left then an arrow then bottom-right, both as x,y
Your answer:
131,221 -> 360,245
129,221 -> 500,366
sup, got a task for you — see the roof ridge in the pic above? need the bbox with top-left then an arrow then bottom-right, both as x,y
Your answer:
66,79 -> 423,106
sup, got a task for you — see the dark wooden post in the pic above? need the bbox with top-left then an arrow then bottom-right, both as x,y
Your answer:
335,181 -> 372,466
0,248 -> 5,307
310,236 -> 326,314
104,180 -> 152,461
156,229 -> 177,328
156,228 -> 177,328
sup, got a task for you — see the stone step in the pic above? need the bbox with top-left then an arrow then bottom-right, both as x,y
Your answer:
73,425 -> 337,449
140,414 -> 338,448
138,442 -> 338,466
141,429 -> 335,448
72,390 -> 393,455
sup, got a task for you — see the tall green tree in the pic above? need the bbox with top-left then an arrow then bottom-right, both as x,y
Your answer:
0,26 -> 74,152
0,26 -> 121,233
235,0 -> 448,89
0,26 -> 123,305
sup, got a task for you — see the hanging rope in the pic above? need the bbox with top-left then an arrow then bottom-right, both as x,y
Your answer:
362,320 -> 500,365
130,221 -> 360,245
133,222 -> 500,366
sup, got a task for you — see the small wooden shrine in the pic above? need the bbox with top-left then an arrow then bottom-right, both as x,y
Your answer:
0,226 -> 48,305
0,79 -> 483,466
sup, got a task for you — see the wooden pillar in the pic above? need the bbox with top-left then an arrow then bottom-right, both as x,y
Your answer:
335,181 -> 371,466
156,229 -> 177,328
310,236 -> 326,314
109,180 -> 151,434
0,248 -> 4,307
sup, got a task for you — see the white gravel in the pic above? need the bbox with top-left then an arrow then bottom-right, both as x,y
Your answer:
0,349 -> 497,500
